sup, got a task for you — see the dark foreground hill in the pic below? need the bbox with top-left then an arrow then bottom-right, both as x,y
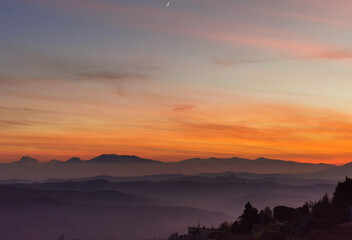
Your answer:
1,172 -> 337,240
0,185 -> 227,240
11,176 -> 335,218
305,162 -> 352,180
0,185 -> 148,206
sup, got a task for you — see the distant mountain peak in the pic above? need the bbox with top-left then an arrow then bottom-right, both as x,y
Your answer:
255,157 -> 272,161
66,157 -> 83,163
341,162 -> 352,167
98,154 -> 135,159
18,156 -> 39,164
182,156 -> 245,163
89,154 -> 157,163
93,154 -> 140,160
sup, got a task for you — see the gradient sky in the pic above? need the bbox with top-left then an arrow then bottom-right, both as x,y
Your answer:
1,0 -> 352,164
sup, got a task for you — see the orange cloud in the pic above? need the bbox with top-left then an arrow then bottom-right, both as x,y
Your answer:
2,91 -> 352,165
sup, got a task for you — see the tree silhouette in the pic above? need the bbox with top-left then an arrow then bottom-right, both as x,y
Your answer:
231,221 -> 240,233
333,177 -> 352,205
219,221 -> 231,231
259,207 -> 273,224
332,177 -> 352,222
295,202 -> 309,218
167,232 -> 180,240
238,202 -> 259,234
311,194 -> 330,218
273,206 -> 295,224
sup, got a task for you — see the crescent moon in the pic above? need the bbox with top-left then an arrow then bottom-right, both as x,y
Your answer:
166,2 -> 170,6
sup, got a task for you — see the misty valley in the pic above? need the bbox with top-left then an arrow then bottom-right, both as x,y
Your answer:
0,155 -> 346,240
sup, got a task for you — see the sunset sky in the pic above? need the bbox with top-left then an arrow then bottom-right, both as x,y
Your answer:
1,0 -> 352,164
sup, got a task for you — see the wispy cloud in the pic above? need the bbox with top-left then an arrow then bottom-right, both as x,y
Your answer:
194,0 -> 351,27
24,0 -> 352,61
172,104 -> 196,111
212,57 -> 290,66
198,30 -> 352,60
76,72 -> 150,82
0,45 -> 155,84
